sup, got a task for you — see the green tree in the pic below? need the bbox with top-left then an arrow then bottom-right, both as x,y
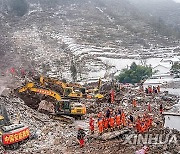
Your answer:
117,62 -> 152,84
170,62 -> 180,74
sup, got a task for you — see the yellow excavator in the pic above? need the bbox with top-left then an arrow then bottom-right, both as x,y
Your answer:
40,76 -> 83,99
86,78 -> 104,99
19,82 -> 61,101
18,83 -> 86,122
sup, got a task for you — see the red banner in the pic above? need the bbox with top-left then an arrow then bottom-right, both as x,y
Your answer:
2,127 -> 30,145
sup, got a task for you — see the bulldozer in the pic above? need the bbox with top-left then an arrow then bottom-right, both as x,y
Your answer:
0,104 -> 30,150
18,82 -> 86,122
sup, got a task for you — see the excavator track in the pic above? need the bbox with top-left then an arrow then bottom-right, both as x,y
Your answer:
49,114 -> 75,123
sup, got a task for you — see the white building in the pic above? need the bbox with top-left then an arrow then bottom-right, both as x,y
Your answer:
160,57 -> 180,65
153,64 -> 171,75
163,104 -> 180,131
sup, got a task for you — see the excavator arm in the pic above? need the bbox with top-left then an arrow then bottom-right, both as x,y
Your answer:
40,76 -> 67,89
30,88 -> 61,101
18,82 -> 61,101
39,76 -> 84,99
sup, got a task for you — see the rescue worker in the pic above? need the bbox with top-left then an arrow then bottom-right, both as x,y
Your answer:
128,114 -> 134,128
102,115 -> 106,131
143,115 -> 149,132
132,99 -> 137,108
148,86 -> 152,94
154,87 -> 158,94
148,103 -> 152,112
115,111 -> 121,129
98,111 -> 102,118
135,116 -> 142,133
104,117 -> 109,131
145,88 -> 148,94
109,114 -> 115,131
149,116 -> 153,127
146,115 -> 153,131
157,85 -> 160,93
121,111 -> 126,127
98,117 -> 103,135
77,127 -> 86,148
153,86 -> 156,93
105,107 -> 110,118
141,114 -> 148,133
160,104 -> 163,114
89,116 -> 94,134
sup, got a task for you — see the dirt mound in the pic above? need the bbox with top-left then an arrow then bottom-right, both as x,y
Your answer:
15,89 -> 56,110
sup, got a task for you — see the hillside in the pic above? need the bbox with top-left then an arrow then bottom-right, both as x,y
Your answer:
128,0 -> 180,28
0,0 -> 179,81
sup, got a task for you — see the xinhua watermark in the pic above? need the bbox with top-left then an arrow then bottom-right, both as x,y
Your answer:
122,133 -> 179,145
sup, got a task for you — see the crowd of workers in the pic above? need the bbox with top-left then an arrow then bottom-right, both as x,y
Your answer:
77,84 -> 162,148
89,85 -> 162,136
145,85 -> 160,94
89,108 -> 153,135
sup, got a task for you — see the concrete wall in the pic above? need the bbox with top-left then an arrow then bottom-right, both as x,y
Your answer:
164,114 -> 180,131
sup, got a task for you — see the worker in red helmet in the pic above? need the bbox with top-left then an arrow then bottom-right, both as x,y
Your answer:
77,127 -> 86,148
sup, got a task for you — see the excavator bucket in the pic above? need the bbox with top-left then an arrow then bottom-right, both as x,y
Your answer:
26,82 -> 34,88
40,76 -> 45,86
95,93 -> 104,99
19,82 -> 34,93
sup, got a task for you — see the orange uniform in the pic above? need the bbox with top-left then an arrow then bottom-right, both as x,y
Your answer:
89,118 -> 94,133
98,118 -> 103,134
116,114 -> 121,127
136,121 -> 141,133
141,123 -> 146,133
149,117 -> 153,127
104,118 -> 109,130
121,112 -> 126,127
109,116 -> 115,129
146,117 -> 153,129
148,87 -> 152,94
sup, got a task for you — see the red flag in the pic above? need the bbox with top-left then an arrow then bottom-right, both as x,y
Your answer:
10,67 -> 15,74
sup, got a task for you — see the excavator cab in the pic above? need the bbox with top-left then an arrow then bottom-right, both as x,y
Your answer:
70,103 -> 86,116
55,100 -> 86,116
64,87 -> 82,98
